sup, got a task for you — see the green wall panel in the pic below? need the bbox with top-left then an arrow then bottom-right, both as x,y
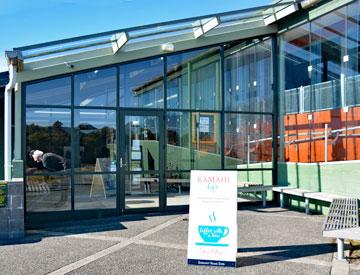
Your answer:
278,161 -> 360,213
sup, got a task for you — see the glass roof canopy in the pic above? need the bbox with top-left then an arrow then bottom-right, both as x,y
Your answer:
14,1 -> 299,64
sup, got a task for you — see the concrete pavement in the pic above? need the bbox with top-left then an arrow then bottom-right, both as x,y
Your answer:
0,207 -> 358,275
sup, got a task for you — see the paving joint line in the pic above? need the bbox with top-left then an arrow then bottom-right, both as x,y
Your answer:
46,214 -> 187,275
240,212 -> 325,221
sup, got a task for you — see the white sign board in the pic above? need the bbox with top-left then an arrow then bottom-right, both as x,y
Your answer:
187,170 -> 238,267
199,117 -> 209,133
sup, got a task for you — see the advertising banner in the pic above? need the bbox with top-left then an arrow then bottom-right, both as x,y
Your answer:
187,170 -> 237,267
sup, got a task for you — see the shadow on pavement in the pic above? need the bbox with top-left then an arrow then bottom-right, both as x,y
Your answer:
1,212 -> 185,246
237,243 -> 335,267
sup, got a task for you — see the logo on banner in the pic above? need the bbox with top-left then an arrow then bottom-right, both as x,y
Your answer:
195,211 -> 230,247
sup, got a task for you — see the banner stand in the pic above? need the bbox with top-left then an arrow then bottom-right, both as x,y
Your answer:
187,170 -> 238,267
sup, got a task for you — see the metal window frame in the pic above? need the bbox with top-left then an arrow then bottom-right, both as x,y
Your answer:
22,35 -> 278,223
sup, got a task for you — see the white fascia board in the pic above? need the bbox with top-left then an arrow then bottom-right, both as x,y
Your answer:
202,17 -> 220,33
264,3 -> 298,25
275,4 -> 298,20
264,14 -> 276,25
193,17 -> 219,38
112,32 -> 128,54
193,26 -> 204,38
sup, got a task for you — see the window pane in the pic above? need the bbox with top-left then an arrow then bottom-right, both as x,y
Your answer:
191,50 -> 221,110
74,67 -> 116,107
167,47 -> 221,110
280,23 -> 311,114
167,112 -> 191,170
310,8 -> 345,111
192,112 -> 221,169
74,109 -> 116,172
125,173 -> 159,209
26,108 -> 71,173
237,170 -> 273,202
75,174 -> 116,209
120,58 -> 164,108
225,114 -> 272,169
166,172 -> 190,206
225,39 -> 272,112
124,115 -> 160,172
26,175 -> 71,212
26,77 -> 71,106
345,2 -> 360,107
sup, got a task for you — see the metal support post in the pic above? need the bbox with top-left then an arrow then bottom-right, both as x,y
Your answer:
337,238 -> 345,261
262,191 -> 266,208
305,198 -> 309,215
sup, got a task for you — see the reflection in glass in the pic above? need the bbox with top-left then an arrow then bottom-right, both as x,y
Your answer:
74,109 -> 116,172
26,175 -> 71,212
225,39 -> 272,112
26,108 -> 71,173
75,174 -> 116,209
166,172 -> 190,206
310,8 -> 345,110
167,112 -> 191,170
280,3 -> 360,163
237,170 -> 273,202
74,67 -> 116,107
167,48 -> 221,110
280,23 -> 311,114
120,58 -> 164,108
125,174 -> 159,209
124,115 -> 159,172
26,77 -> 71,106
225,114 -> 272,169
192,112 -> 221,169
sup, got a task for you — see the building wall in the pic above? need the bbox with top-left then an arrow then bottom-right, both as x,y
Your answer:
0,91 -> 4,180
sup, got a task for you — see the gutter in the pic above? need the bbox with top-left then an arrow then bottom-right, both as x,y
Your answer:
4,51 -> 22,181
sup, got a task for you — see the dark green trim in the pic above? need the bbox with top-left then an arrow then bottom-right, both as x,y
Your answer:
271,35 -> 279,190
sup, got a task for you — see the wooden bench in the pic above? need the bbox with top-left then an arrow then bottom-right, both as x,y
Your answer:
322,198 -> 359,260
272,186 -> 348,214
237,182 -> 273,207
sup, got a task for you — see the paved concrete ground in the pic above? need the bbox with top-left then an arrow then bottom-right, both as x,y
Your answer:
0,206 -> 359,275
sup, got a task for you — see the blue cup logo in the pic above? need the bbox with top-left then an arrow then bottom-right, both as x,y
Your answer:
198,225 -> 229,243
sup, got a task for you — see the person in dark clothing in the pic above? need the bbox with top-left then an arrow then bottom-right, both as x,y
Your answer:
29,150 -> 69,172
29,150 -> 70,206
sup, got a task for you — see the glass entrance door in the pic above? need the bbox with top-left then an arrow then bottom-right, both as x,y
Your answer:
119,110 -> 164,212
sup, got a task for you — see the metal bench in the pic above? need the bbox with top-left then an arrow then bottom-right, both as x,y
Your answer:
237,182 -> 273,207
322,198 -> 359,260
272,186 -> 348,214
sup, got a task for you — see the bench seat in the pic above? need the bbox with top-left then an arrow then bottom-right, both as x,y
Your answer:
323,227 -> 360,239
272,187 -> 350,214
237,184 -> 273,207
322,198 -> 359,261
304,192 -> 347,202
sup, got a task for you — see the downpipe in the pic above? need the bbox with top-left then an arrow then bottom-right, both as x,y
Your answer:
4,63 -> 17,181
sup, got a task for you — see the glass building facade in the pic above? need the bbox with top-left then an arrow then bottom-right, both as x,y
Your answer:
21,0 -> 360,219
279,1 -> 360,163
25,39 -> 274,213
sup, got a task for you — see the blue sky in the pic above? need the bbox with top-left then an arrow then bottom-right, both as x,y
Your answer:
0,0 -> 270,72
